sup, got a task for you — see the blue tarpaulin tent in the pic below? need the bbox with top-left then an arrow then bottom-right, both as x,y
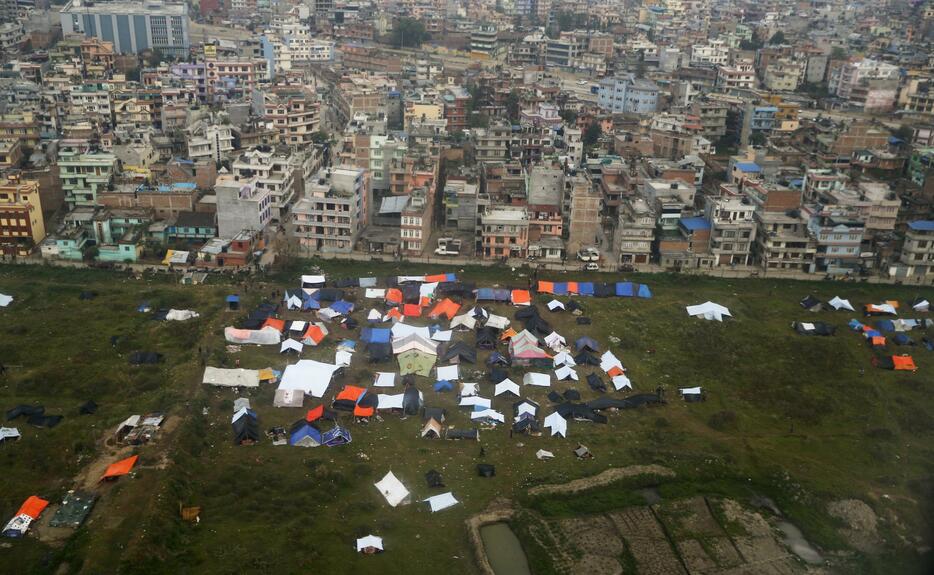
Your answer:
577,283 -> 594,296
290,423 -> 322,446
476,288 -> 510,301
637,284 -> 653,298
434,380 -> 453,392
875,320 -> 895,333
330,300 -> 354,315
361,328 -> 391,344
553,283 -> 569,296
615,282 -> 634,297
575,336 -> 600,352
849,319 -> 864,331
302,292 -> 320,310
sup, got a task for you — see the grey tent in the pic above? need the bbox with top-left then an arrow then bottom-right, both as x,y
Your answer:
368,342 -> 392,363
476,328 -> 498,350
403,386 -> 422,416
6,404 -> 44,420
477,464 -> 496,478
232,416 -> 260,445
129,352 -> 163,365
423,407 -> 446,422
800,295 -> 822,311
28,414 -> 63,428
556,402 -> 608,424
586,373 -> 607,392
445,428 -> 479,440
575,336 -> 599,352
513,416 -> 541,435
574,351 -> 600,366
563,389 -> 581,401
441,342 -> 477,364
514,306 -> 539,321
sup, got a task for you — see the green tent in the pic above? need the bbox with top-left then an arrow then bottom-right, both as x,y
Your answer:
398,349 -> 435,377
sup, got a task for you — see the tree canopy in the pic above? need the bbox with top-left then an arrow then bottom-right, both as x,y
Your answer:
390,18 -> 431,48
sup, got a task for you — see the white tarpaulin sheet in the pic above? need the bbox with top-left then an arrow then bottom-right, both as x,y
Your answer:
544,331 -> 566,350
485,314 -> 510,330
374,471 -> 410,507
612,374 -> 632,391
166,309 -> 200,321
459,382 -> 479,396
277,360 -> 341,397
471,409 -> 505,423
301,275 -> 326,286
546,299 -> 565,311
374,372 -> 396,387
423,492 -> 459,512
419,282 -> 439,299
828,296 -> 855,311
280,339 -> 304,354
680,386 -> 702,395
523,372 -> 551,387
0,293 -> 12,307
555,365 -> 579,381
202,367 -> 260,388
356,535 -> 384,552
437,364 -> 459,381
686,301 -> 732,321
544,412 -> 567,437
449,314 -> 476,330
536,449 -> 554,460
367,309 -> 382,321
553,351 -> 576,367
494,379 -> 520,396
515,401 -> 537,416
912,300 -> 930,312
431,330 -> 453,342
0,427 -> 20,441
273,388 -> 304,408
365,289 -> 386,299
377,394 -> 405,410
335,350 -> 353,366
224,326 -> 281,345
391,323 -> 432,340
289,321 -> 307,332
600,351 -> 623,373
458,396 -> 491,409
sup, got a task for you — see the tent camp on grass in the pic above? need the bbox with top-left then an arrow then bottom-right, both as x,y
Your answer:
686,302 -> 732,321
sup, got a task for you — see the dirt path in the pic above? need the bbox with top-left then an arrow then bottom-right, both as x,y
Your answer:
528,464 -> 675,497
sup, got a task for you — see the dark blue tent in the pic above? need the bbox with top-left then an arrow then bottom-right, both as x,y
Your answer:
552,283 -> 569,296
575,336 -> 599,352
302,292 -> 321,310
226,294 -> 240,310
322,426 -> 352,447
875,320 -> 895,332
289,423 -> 322,446
893,333 -> 913,346
433,380 -> 453,392
361,328 -> 391,344
330,300 -> 354,315
615,282 -> 634,297
637,284 -> 653,298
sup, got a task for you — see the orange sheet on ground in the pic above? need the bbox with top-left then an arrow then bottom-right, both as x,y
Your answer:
16,496 -> 49,519
102,455 -> 139,480
892,356 -> 917,371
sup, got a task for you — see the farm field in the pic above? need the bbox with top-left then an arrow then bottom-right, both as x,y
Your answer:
0,261 -> 932,575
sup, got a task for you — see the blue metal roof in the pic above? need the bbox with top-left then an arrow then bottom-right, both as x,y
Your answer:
908,220 -> 934,231
680,217 -> 711,231
735,162 -> 761,172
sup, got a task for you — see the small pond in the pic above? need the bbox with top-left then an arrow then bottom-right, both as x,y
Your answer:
480,523 -> 531,575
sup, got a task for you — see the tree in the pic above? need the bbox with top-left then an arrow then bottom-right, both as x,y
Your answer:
310,131 -> 330,145
556,11 -> 575,32
390,18 -> 430,49
559,108 -> 578,125
505,90 -> 520,123
830,46 -> 847,60
892,124 -> 913,142
749,131 -> 768,147
769,31 -> 786,45
583,122 -> 602,148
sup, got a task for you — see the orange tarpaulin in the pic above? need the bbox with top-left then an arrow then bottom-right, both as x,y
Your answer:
336,385 -> 366,403
537,281 -> 554,294
16,496 -> 49,519
892,356 -> 917,371
306,405 -> 324,422
385,288 -> 403,304
303,324 -> 326,345
870,336 -> 886,347
500,327 -> 518,340
354,405 -> 375,417
607,366 -> 626,377
424,274 -> 449,283
102,455 -> 139,480
429,298 -> 461,320
511,290 -> 531,305
262,318 -> 285,332
566,282 -> 579,295
403,303 -> 422,317
419,296 -> 432,307
385,308 -> 402,320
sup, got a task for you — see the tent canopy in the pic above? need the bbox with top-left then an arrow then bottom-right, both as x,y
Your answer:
101,455 -> 139,480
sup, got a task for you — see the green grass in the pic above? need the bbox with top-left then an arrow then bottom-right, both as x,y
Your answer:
1,261 -> 933,574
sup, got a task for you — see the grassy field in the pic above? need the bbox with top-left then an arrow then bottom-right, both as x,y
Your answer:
0,260 -> 932,574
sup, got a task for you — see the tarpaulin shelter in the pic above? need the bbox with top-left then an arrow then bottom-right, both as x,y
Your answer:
523,315 -> 552,335
232,414 -> 260,445
403,387 -> 422,415
361,327 -> 391,344
321,425 -> 352,446
485,314 -> 510,330
202,367 -> 261,388
586,373 -> 607,392
476,288 -> 510,302
423,492 -> 459,512
280,339 -> 304,354
392,333 -> 438,355
278,360 -> 342,397
686,302 -> 731,321
578,283 -> 595,297
2,496 -> 49,537
375,471 -> 410,507
450,313 -> 477,331
476,327 -> 498,349
261,318 -> 286,333
494,379 -> 520,396
575,336 -> 599,352
488,352 -> 510,366
544,412 -> 567,437
425,469 -> 444,487
829,296 -> 855,311
429,298 -> 461,320
357,535 -> 384,553
523,372 -> 551,387
800,295 -> 822,311
911,298 -> 930,312
374,372 -> 396,387
515,306 -> 540,321
864,303 -> 897,316
398,349 -> 435,376
273,388 -> 304,408
873,355 -> 917,371
289,422 -> 322,447
793,322 -> 836,336
403,303 -> 422,317
129,351 -> 164,364
547,299 -> 565,312
79,400 -> 98,415
433,380 -> 453,392
893,333 -> 914,346
385,288 -> 403,304
225,327 -> 280,345
421,418 -> 443,438
616,282 -> 634,297
301,275 -> 326,288
101,455 -> 139,481
637,284 -> 653,298
368,343 -> 392,363
6,404 -> 44,421
511,290 -> 531,306
302,323 -> 328,346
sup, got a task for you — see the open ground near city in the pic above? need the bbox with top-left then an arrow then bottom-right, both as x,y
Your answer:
0,260 -> 932,575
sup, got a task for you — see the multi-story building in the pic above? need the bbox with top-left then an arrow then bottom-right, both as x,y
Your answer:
58,145 -> 118,209
480,206 -> 528,260
830,59 -> 900,100
187,115 -> 235,163
566,175 -> 602,255
442,179 -> 480,231
526,166 -> 563,245
67,83 -> 113,123
443,86 -> 470,132
232,146 -> 303,222
0,176 -> 45,256
470,25 -> 497,58
704,194 -> 756,266
597,75 -> 659,116
644,179 -> 696,231
717,60 -> 757,91
617,197 -> 655,267
804,206 -> 866,274
290,166 -> 367,253
215,174 -> 272,239
754,209 -> 816,272
205,56 -> 269,102
399,188 -> 431,256
802,168 -> 847,203
472,122 -> 514,163
263,86 -> 320,148
59,0 -> 190,58
689,39 -> 729,67
896,221 -> 934,278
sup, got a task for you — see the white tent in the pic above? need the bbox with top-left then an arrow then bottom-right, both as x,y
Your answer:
450,313 -> 477,331
301,274 -> 326,286
202,367 -> 260,388
553,351 -> 576,367
458,396 -> 491,409
224,326 -> 281,345
0,427 -> 21,441
335,350 -> 353,366
391,323 -> 432,340
828,296 -> 855,311
392,333 -> 438,355
289,321 -> 307,332
437,364 -> 459,381
680,386 -> 702,395
467,306 -> 489,319
286,295 -> 303,310
278,360 -> 341,397
523,372 -> 551,387
555,365 -> 579,381
318,307 -> 342,321
494,379 -> 520,397
544,412 -> 567,437
365,288 -> 386,299
231,407 -> 254,424
398,275 -> 427,283
686,301 -> 732,321
273,388 -> 304,408
485,314 -> 510,330
374,372 -> 396,387
356,535 -> 384,553
471,409 -> 505,423
459,382 -> 479,397
423,492 -> 459,512
612,374 -> 633,391
600,350 -> 623,373
544,331 -> 566,350
166,309 -> 199,321
0,293 -> 12,307
546,299 -> 565,311
536,449 -> 554,460
431,330 -> 453,342
367,309 -> 382,322
280,339 -> 304,354
377,394 -> 405,410
913,299 -> 930,312
374,471 -> 410,507
515,401 -> 537,417
419,282 -> 439,299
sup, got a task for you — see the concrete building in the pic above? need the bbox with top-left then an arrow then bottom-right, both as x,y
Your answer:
717,60 -> 756,90
399,188 -> 431,256
896,221 -> 934,278
754,209 -> 816,272
58,146 -> 118,209
644,179 -> 696,231
597,75 -> 659,115
616,197 -> 655,267
566,175 -> 602,255
805,206 -> 866,274
263,86 -> 321,148
481,206 -> 528,260
0,176 -> 44,256
470,25 -> 497,58
60,0 -> 190,58
215,175 -> 272,239
290,166 -> 367,253
704,194 -> 756,266
526,166 -> 563,245
232,146 -> 303,222
187,115 -> 235,163
442,179 -> 480,231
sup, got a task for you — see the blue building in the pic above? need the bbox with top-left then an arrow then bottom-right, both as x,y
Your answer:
597,75 -> 659,115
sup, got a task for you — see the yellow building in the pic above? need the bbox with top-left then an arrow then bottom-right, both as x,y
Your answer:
0,177 -> 45,256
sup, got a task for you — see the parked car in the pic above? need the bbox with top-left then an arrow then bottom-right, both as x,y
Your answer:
584,262 -> 600,271
434,248 -> 459,256
577,247 -> 600,262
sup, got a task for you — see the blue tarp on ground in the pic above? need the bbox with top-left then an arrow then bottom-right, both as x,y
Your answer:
849,319 -> 865,331
577,283 -> 594,296
226,295 -> 240,303
575,336 -> 599,352
361,328 -> 391,344
434,380 -> 453,392
865,329 -> 883,338
476,288 -> 510,301
552,283 -> 569,296
637,284 -> 653,298
616,282 -> 634,297
893,333 -> 913,346
875,320 -> 895,333
330,300 -> 354,315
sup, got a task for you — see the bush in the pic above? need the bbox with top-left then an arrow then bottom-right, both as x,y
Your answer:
708,410 -> 738,431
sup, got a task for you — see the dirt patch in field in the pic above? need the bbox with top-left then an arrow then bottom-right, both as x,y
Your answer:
608,507 -> 688,575
528,464 -> 675,497
827,499 -> 880,552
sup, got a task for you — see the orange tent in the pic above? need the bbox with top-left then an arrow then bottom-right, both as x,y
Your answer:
892,356 -> 917,371
566,282 -> 579,295
385,308 -> 403,321
500,327 -> 518,340
102,455 -> 139,481
261,318 -> 285,332
306,405 -> 324,422
354,405 -> 375,417
429,298 -> 461,320
425,274 -> 449,283
511,290 -> 531,306
420,296 -> 432,307
303,324 -> 326,345
336,385 -> 366,403
385,288 -> 403,304
607,366 -> 626,377
537,281 -> 554,294
403,303 -> 422,317
16,496 -> 49,519
870,336 -> 886,347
